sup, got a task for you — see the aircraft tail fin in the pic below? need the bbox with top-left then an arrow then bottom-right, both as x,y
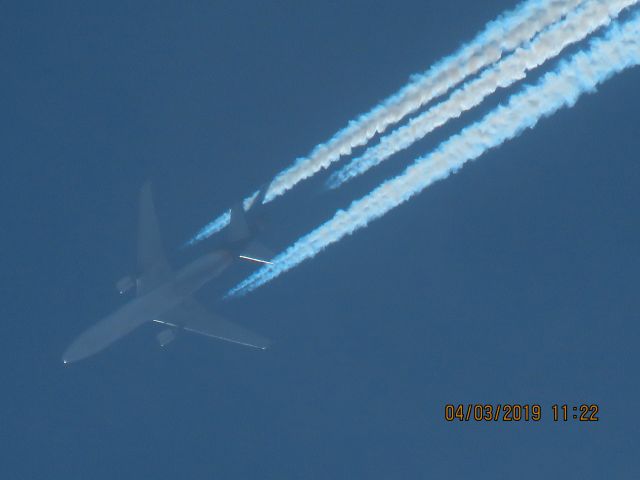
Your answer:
137,182 -> 172,295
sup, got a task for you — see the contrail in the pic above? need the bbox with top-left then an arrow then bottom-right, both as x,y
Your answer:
264,0 -> 585,202
188,0 -> 585,245
327,0 -> 638,189
185,191 -> 258,246
228,10 -> 640,297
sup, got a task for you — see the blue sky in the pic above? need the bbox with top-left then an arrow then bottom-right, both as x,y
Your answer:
3,1 -> 639,478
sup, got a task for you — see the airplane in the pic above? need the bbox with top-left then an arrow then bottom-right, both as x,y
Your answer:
62,182 -> 271,364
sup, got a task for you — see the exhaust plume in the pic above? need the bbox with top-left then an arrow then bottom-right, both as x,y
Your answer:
328,0 -> 637,189
228,11 -> 640,297
189,0 -> 584,244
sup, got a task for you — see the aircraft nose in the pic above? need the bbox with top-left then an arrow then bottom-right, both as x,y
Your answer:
61,345 -> 78,365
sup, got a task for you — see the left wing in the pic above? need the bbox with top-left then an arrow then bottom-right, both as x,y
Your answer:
153,297 -> 270,350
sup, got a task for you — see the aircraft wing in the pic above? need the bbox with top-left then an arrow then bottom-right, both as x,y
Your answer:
153,297 -> 271,350
137,182 -> 172,295
239,240 -> 275,264
227,202 -> 251,242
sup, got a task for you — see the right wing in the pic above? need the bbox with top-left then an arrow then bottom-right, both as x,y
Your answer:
226,202 -> 251,243
238,240 -> 275,265
137,182 -> 172,295
153,297 -> 271,350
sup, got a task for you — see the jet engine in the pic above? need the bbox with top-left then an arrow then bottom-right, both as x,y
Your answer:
115,276 -> 135,295
156,329 -> 176,347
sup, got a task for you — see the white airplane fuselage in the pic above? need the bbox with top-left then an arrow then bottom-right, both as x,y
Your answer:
62,251 -> 233,364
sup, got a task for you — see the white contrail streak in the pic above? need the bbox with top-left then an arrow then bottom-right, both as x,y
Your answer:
187,210 -> 231,245
185,191 -> 258,246
188,0 -> 585,245
327,0 -> 638,189
264,0 -> 584,202
228,11 -> 640,297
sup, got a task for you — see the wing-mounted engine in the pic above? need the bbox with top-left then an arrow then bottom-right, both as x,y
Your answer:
116,275 -> 136,295
156,328 -> 177,347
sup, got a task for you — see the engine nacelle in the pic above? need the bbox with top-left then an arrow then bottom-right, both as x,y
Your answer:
156,329 -> 176,347
116,276 -> 135,295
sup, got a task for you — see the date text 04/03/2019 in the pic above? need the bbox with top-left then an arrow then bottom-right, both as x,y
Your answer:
444,404 -> 600,422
